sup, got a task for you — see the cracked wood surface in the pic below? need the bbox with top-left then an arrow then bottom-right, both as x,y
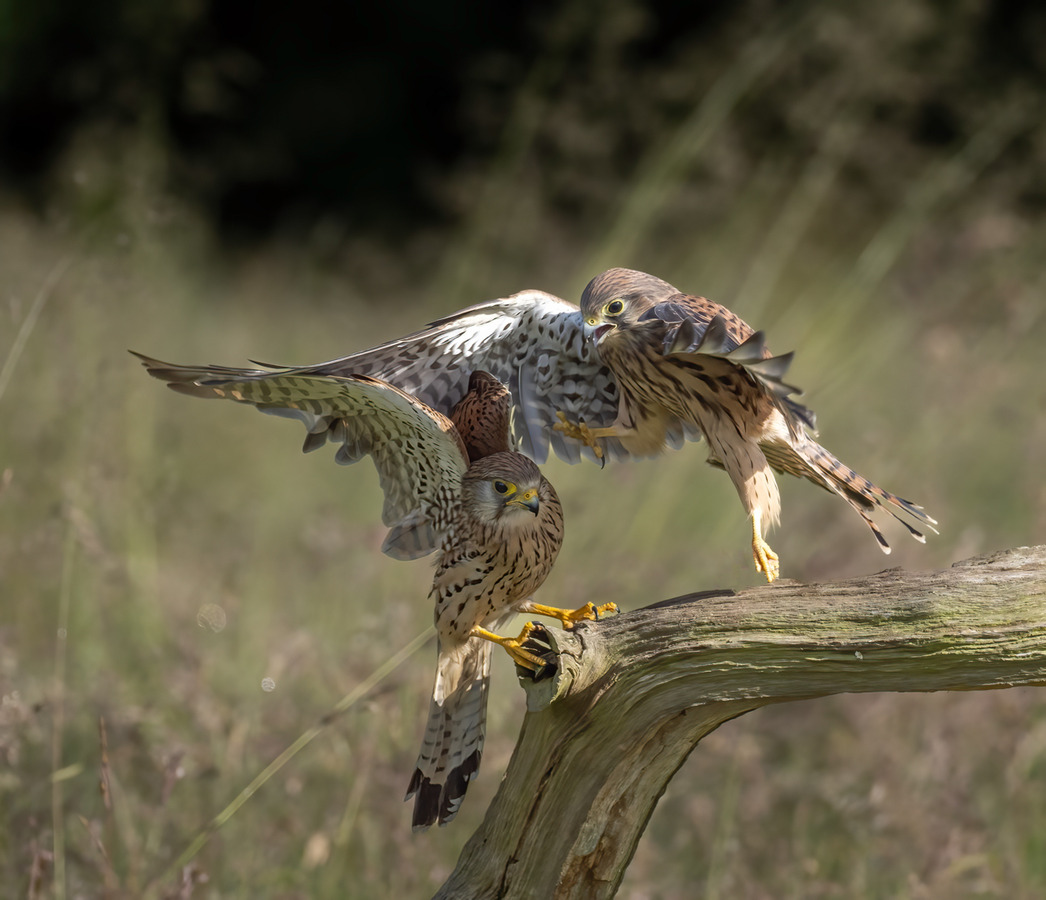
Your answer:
434,546 -> 1046,900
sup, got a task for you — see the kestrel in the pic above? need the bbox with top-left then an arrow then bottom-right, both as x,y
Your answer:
133,356 -> 610,828
569,268 -> 938,580
263,269 -> 934,581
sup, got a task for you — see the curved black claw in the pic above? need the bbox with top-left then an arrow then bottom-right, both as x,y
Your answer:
517,623 -> 558,681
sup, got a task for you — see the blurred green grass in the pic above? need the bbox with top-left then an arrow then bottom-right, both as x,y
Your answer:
4,24 -> 1046,899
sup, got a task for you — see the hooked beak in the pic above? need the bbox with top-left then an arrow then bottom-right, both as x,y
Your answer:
508,488 -> 540,515
582,320 -> 615,344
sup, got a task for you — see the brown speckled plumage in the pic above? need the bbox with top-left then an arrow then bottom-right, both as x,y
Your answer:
410,450 -> 562,829
132,355 -> 563,828
449,370 -> 513,462
578,268 -> 936,579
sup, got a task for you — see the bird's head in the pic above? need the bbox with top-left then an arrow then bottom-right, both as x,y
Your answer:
579,267 -> 677,346
462,453 -> 545,525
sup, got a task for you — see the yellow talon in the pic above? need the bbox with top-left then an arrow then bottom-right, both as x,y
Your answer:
751,509 -> 780,583
524,601 -> 619,629
553,411 -> 605,461
471,623 -> 548,671
753,538 -> 780,583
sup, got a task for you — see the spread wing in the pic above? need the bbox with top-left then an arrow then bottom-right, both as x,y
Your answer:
252,290 -> 673,464
657,305 -> 818,438
132,352 -> 469,561
633,290 -> 815,438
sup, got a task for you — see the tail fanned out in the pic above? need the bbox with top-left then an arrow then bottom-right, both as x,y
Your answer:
406,639 -> 493,830
761,437 -> 938,553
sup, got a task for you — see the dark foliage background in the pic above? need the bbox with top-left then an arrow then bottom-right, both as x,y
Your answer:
4,0 -> 1045,240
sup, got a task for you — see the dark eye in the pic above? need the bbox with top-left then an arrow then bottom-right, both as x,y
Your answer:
606,299 -> 624,316
493,480 -> 510,494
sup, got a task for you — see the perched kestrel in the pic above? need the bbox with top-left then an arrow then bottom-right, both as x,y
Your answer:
133,356 -> 609,828
267,268 -> 935,581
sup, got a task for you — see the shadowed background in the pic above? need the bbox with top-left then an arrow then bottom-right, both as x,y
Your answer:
2,0 -> 1045,896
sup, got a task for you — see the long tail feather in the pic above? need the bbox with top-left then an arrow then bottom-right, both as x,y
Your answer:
406,638 -> 493,830
761,436 -> 938,552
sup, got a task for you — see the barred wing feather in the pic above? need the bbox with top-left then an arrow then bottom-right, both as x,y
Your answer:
132,353 -> 468,560
275,290 -> 654,464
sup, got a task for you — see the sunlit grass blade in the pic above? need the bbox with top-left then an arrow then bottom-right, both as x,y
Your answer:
0,254 -> 74,405
584,9 -> 802,278
144,625 -> 434,897
49,510 -> 78,900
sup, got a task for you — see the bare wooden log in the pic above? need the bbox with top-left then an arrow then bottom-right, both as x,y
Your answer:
434,546 -> 1046,900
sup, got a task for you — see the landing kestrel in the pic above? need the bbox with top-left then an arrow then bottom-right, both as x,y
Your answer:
133,356 -> 608,828
570,268 -> 936,581
264,269 -> 934,581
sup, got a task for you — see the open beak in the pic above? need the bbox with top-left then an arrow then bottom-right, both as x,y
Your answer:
583,321 -> 615,344
508,488 -> 540,515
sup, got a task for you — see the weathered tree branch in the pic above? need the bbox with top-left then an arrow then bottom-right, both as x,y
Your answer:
435,546 -> 1046,900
